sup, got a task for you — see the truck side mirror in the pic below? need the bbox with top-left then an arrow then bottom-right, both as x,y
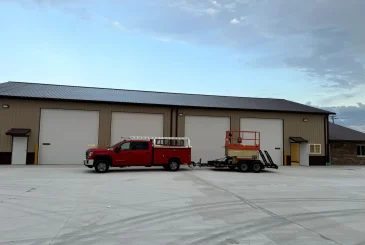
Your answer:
115,146 -> 121,153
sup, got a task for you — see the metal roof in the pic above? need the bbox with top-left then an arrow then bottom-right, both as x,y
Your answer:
329,123 -> 365,142
0,81 -> 335,114
5,128 -> 31,136
289,137 -> 308,143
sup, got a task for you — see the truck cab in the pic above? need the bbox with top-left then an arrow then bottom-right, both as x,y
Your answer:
84,136 -> 192,173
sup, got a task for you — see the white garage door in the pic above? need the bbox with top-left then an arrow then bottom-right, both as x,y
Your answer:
185,116 -> 230,163
111,112 -> 164,145
39,109 -> 99,164
240,118 -> 283,165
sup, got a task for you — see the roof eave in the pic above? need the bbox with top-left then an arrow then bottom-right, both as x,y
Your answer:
0,95 -> 335,115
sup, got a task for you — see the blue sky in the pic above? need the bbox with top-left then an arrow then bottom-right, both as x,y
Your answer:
1,0 -> 365,131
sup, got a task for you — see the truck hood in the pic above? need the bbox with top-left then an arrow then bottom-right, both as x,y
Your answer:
87,147 -> 111,153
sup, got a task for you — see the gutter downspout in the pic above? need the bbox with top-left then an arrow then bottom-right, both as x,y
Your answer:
326,116 -> 330,165
175,108 -> 179,137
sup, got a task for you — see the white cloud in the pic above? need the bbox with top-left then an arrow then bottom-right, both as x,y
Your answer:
230,18 -> 240,24
211,0 -> 221,7
348,125 -> 365,133
111,20 -> 126,31
320,103 -> 365,133
14,0 -> 365,106
206,8 -> 217,15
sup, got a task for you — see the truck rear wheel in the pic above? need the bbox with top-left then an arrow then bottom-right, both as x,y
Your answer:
237,161 -> 249,172
252,161 -> 262,173
95,160 -> 109,173
168,159 -> 180,171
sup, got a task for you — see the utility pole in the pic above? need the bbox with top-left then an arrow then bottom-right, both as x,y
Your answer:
330,115 -> 338,123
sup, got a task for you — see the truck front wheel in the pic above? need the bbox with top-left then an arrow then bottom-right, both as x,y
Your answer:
168,159 -> 180,171
95,160 -> 109,173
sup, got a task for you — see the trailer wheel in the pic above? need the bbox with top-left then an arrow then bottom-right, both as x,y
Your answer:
168,159 -> 180,171
252,161 -> 262,173
95,160 -> 109,173
237,161 -> 249,172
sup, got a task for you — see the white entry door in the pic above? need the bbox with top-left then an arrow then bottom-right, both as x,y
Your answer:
185,115 -> 230,163
12,137 -> 28,165
240,118 -> 284,165
300,143 -> 310,166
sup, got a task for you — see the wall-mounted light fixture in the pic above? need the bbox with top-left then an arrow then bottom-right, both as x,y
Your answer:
178,113 -> 183,116
303,118 -> 308,122
2,104 -> 9,109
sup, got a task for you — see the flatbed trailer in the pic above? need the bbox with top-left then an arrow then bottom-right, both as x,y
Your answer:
189,150 -> 278,172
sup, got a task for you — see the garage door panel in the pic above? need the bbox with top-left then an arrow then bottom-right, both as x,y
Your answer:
111,112 -> 164,145
185,116 -> 230,163
39,109 -> 99,165
240,118 -> 283,165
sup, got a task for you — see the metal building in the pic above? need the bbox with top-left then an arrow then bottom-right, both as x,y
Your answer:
0,81 -> 335,166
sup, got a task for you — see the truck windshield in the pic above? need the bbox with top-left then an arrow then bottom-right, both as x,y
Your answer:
109,140 -> 125,149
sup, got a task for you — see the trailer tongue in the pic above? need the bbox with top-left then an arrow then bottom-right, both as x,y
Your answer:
189,130 -> 278,173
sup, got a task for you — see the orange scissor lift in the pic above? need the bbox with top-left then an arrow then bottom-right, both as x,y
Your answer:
196,130 -> 278,173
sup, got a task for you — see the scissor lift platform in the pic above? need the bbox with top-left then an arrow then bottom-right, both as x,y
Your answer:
189,130 -> 279,173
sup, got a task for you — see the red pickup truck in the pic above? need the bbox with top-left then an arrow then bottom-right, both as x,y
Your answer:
83,136 -> 192,173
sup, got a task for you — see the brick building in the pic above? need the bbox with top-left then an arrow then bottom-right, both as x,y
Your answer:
329,123 -> 365,165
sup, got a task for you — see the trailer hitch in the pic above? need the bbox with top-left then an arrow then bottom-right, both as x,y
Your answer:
188,158 -> 202,169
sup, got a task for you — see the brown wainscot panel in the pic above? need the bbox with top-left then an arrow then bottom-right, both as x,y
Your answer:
286,155 -> 291,166
0,152 -> 35,165
309,156 -> 326,166
0,152 -> 11,164
26,153 -> 35,165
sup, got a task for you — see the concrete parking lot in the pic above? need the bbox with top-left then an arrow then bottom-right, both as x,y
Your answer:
1,165 -> 365,245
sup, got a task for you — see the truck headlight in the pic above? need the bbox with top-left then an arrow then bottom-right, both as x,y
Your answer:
87,151 -> 93,158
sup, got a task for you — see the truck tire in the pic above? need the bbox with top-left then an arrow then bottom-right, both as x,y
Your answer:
95,160 -> 109,173
237,161 -> 249,172
252,161 -> 262,173
168,159 -> 180,171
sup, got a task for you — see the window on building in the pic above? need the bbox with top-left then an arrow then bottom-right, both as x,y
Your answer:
309,144 -> 321,154
357,145 -> 365,156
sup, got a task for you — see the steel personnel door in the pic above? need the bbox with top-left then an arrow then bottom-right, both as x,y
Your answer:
12,137 -> 28,165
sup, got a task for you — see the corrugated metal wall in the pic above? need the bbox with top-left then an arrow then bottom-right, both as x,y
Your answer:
177,108 -> 326,156
0,98 -> 171,152
0,98 -> 326,157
